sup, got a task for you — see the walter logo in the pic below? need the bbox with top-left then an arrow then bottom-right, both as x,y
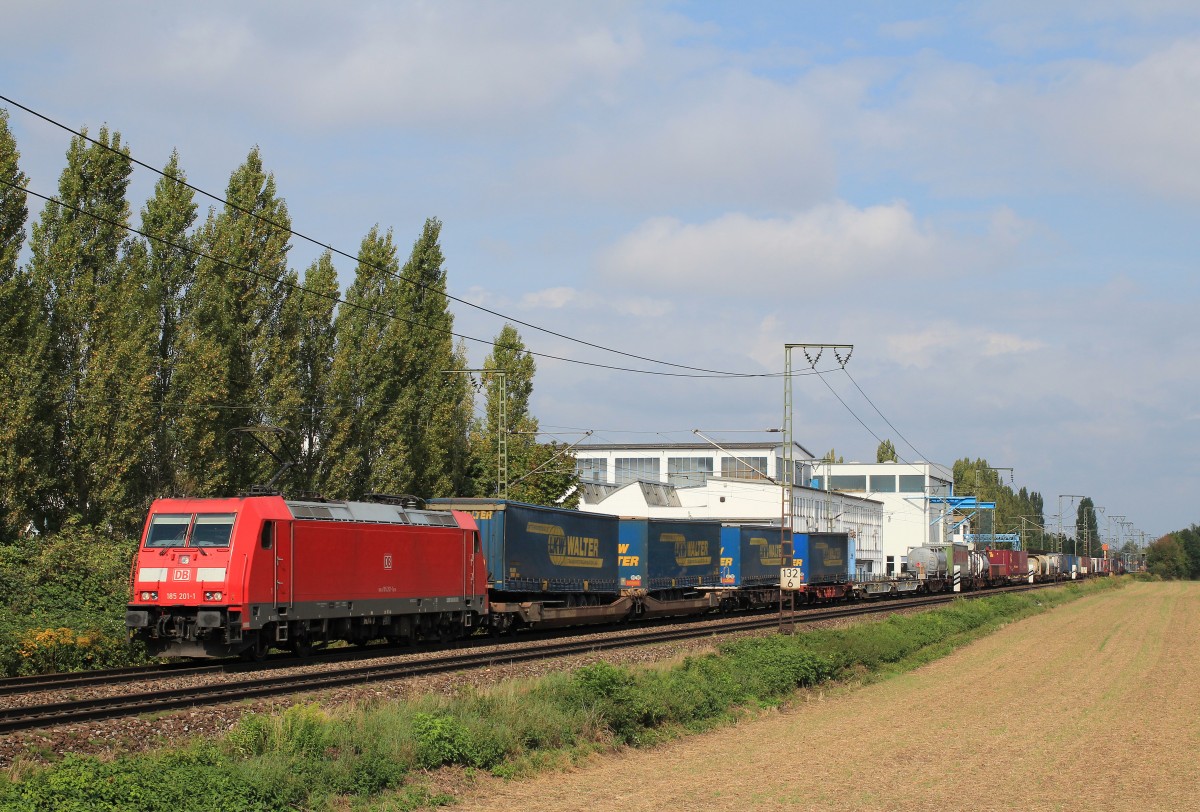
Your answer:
528,522 -> 603,568
749,536 -> 782,566
816,541 -> 845,567
661,532 -> 711,567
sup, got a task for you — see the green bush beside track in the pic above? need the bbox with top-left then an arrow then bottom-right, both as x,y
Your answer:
0,577 -> 1125,812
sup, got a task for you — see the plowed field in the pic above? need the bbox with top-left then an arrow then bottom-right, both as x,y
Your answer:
453,581 -> 1200,812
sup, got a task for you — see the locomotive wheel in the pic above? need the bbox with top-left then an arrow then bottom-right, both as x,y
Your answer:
291,634 -> 313,659
241,631 -> 270,662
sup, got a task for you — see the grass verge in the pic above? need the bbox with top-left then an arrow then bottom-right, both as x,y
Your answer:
0,577 -> 1124,812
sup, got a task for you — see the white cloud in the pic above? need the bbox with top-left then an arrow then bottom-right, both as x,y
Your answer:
836,36 -> 1200,202
596,201 -> 1022,295
52,3 -> 647,131
1033,39 -> 1200,201
883,323 -> 1044,369
610,296 -> 675,318
538,68 -> 837,209
520,287 -> 579,309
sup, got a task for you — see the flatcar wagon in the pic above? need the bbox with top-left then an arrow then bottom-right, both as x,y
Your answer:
428,497 -> 633,630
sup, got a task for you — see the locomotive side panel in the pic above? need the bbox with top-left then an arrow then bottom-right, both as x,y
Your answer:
288,522 -> 478,605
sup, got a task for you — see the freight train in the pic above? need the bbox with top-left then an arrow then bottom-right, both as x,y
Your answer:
125,495 -> 1111,659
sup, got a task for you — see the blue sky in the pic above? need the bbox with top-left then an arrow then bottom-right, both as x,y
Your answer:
3,1 -> 1198,539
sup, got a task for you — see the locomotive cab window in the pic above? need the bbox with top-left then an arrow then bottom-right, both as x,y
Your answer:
260,521 -> 274,549
145,514 -> 192,547
192,514 -> 236,547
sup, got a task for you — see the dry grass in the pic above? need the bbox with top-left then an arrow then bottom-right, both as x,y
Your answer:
446,582 -> 1200,812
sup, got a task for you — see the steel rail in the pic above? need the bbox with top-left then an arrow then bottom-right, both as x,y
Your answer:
0,581 -> 1065,735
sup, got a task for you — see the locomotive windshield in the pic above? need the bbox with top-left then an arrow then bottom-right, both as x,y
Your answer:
145,514 -> 191,547
144,513 -> 236,548
192,514 -> 235,547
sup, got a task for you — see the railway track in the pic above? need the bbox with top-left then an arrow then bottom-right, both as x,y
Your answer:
0,581 -> 1061,735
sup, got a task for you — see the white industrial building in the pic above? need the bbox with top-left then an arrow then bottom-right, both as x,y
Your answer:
572,441 -> 885,576
815,460 -> 955,577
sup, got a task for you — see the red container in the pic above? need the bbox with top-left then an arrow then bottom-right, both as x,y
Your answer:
985,549 -> 1028,579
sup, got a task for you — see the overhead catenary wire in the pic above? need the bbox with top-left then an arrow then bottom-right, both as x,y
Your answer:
2,176 -> 834,380
840,367 -> 934,466
3,98 -> 949,478
1,93 -> 773,379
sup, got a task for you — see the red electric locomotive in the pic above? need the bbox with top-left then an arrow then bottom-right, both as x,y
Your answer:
125,495 -> 488,658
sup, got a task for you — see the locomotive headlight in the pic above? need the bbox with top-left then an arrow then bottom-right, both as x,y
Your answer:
140,591 -> 158,601
204,591 -> 223,601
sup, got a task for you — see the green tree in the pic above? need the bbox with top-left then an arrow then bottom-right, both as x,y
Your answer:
1075,497 -> 1100,558
128,152 -> 197,497
436,338 -> 478,498
25,127 -> 153,531
1146,534 -> 1189,579
320,226 -> 403,499
950,457 -> 1047,548
1170,525 -> 1200,579
0,108 -> 51,538
172,148 -> 291,496
473,324 -> 578,507
293,252 -> 339,494
875,439 -> 898,463
374,218 -> 466,498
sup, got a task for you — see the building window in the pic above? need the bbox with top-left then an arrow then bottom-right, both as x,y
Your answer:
614,457 -> 660,486
898,474 -> 925,493
668,457 -> 713,486
576,458 -> 607,484
829,475 -> 867,492
721,456 -> 769,481
869,474 -> 896,493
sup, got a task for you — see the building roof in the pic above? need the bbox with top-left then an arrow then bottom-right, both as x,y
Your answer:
577,440 -> 815,457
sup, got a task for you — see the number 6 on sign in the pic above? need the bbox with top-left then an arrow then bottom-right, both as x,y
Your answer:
780,567 -> 803,590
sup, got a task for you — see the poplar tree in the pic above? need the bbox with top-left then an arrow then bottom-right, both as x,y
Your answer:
173,149 -> 291,495
375,218 -> 464,497
127,153 -> 197,497
474,324 -> 577,506
26,127 -> 147,531
0,109 -> 49,538
435,339 -> 477,498
320,227 -> 403,498
876,439 -> 898,463
293,252 -> 339,494
1076,497 -> 1100,558
258,267 -> 304,490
